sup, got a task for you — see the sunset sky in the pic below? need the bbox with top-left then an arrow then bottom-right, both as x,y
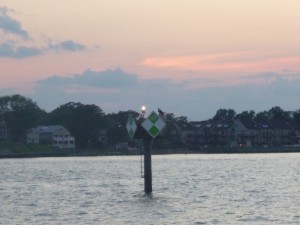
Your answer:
1,0 -> 300,120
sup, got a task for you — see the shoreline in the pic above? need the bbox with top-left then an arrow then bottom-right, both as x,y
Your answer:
1,146 -> 300,159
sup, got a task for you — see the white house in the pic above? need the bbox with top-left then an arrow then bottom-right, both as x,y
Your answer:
27,125 -> 75,149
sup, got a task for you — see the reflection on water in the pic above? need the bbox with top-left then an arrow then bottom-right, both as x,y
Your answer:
0,153 -> 299,224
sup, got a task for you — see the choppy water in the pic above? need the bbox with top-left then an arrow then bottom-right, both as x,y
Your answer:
0,153 -> 299,225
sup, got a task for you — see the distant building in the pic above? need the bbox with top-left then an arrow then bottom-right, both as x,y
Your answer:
27,125 -> 75,149
193,120 -> 234,147
0,120 -> 8,140
234,118 -> 258,147
116,142 -> 128,150
189,118 -> 296,148
96,128 -> 108,145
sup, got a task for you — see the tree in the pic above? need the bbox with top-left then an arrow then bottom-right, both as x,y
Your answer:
48,102 -> 105,148
293,109 -> 300,128
267,106 -> 292,121
235,110 -> 255,122
174,116 -> 188,124
165,113 -> 175,121
105,110 -> 139,145
213,109 -> 236,122
255,107 -> 292,123
0,95 -> 46,141
255,110 -> 268,123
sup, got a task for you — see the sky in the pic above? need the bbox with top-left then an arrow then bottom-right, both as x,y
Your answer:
1,0 -> 300,121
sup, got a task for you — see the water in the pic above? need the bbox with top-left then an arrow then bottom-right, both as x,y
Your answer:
0,153 -> 299,225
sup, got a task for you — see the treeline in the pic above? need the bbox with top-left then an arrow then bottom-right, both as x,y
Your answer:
212,107 -> 300,126
1,94 -> 300,149
0,94 -> 138,148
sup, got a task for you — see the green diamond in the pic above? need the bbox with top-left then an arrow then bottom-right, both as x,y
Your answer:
149,126 -> 159,137
148,112 -> 159,123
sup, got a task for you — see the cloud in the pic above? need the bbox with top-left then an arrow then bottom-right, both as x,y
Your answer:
0,7 -> 86,59
143,51 -> 300,74
27,69 -> 300,120
48,40 -> 86,52
38,68 -> 139,88
0,7 -> 30,40
0,39 -> 86,59
0,42 -> 42,59
143,51 -> 254,71
58,40 -> 85,51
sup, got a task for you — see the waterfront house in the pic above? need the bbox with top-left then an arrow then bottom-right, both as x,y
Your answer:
192,118 -> 295,148
27,125 -> 75,149
234,118 -> 258,147
210,121 -> 234,147
194,120 -> 213,147
193,120 -> 234,147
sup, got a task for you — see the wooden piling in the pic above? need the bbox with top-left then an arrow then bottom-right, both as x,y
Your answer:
143,138 -> 153,194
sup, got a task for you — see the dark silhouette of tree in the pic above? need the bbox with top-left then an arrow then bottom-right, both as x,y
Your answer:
0,94 -> 46,141
267,106 -> 292,121
293,109 -> 300,129
213,109 -> 236,122
48,102 -> 105,148
255,110 -> 268,123
174,116 -> 188,125
255,107 -> 292,124
105,110 -> 139,144
235,110 -> 256,122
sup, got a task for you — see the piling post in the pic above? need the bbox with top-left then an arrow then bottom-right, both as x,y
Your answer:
143,137 -> 153,194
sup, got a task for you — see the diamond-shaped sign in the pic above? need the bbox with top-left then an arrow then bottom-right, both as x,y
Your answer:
126,114 -> 137,140
142,111 -> 166,138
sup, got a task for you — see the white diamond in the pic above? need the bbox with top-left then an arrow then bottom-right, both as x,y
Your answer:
141,119 -> 152,131
155,118 -> 166,130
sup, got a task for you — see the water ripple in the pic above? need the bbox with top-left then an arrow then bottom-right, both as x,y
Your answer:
0,153 -> 299,224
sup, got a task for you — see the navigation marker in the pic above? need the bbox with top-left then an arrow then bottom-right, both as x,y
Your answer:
126,114 -> 137,140
142,111 -> 166,139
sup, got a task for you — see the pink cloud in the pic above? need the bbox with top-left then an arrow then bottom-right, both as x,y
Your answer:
143,51 -> 300,74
